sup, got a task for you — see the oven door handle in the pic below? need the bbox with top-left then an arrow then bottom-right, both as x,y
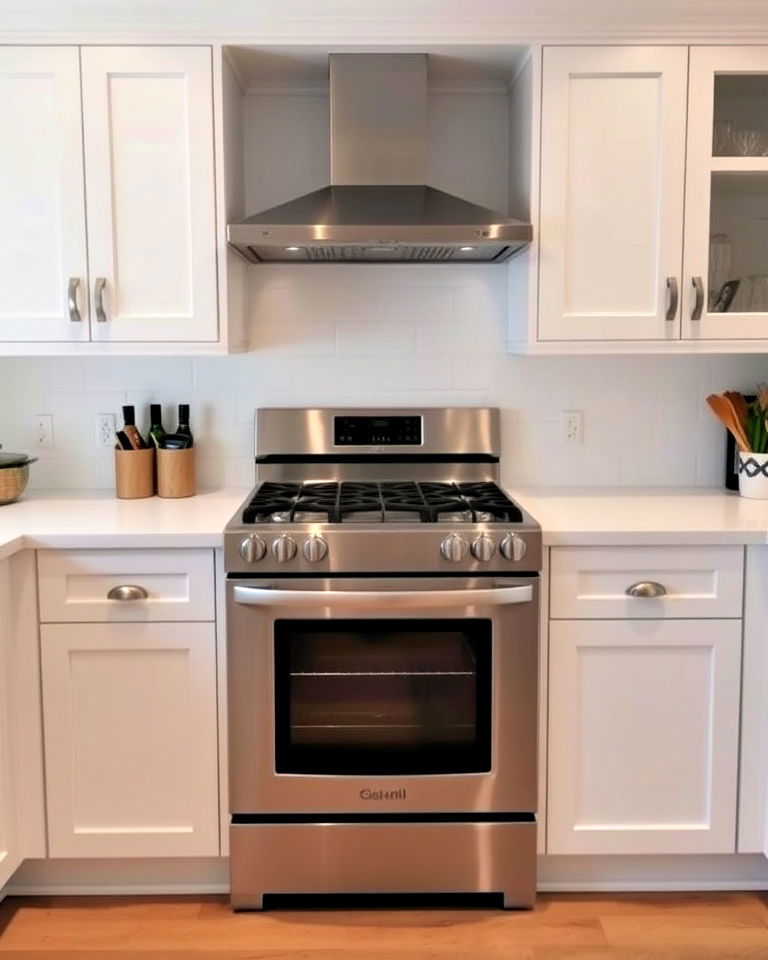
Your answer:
233,584 -> 533,609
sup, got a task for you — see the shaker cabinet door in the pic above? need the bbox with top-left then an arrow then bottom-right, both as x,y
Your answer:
0,47 -> 89,343
81,47 -> 218,343
683,46 -> 768,341
547,618 -> 741,854
41,621 -> 219,858
538,46 -> 688,342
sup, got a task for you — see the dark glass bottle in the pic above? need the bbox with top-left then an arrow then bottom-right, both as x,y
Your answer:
148,404 -> 167,448
176,404 -> 193,447
121,405 -> 146,449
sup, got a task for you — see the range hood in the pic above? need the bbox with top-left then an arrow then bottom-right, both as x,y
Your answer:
227,54 -> 532,264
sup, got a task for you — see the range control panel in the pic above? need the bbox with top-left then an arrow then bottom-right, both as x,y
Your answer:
334,415 -> 422,446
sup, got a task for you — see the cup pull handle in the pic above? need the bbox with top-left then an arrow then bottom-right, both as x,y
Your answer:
626,581 -> 667,599
107,584 -> 148,601
691,276 -> 704,321
68,277 -> 82,323
665,277 -> 679,322
95,277 -> 107,322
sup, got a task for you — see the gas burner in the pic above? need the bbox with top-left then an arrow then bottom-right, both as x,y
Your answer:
242,480 -> 523,525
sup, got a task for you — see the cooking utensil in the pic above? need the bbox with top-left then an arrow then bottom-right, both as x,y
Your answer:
724,391 -> 749,435
706,393 -> 751,452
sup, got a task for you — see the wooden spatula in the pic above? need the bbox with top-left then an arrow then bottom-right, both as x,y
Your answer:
706,393 -> 751,452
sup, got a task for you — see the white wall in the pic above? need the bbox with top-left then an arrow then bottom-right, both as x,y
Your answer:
0,263 -> 763,493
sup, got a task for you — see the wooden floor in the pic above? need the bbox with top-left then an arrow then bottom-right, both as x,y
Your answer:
2,892 -> 768,959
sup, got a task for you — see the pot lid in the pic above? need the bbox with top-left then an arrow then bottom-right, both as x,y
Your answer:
0,451 -> 37,468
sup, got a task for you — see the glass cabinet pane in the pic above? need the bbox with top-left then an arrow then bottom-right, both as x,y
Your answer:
709,173 -> 768,313
274,619 -> 492,775
713,76 -> 768,157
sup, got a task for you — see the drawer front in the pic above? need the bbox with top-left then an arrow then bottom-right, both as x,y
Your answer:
550,545 -> 744,619
38,548 -> 215,623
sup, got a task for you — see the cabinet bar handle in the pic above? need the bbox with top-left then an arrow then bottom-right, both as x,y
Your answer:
67,277 -> 82,323
625,581 -> 667,599
691,276 -> 704,321
107,584 -> 148,601
94,277 -> 107,322
665,277 -> 679,322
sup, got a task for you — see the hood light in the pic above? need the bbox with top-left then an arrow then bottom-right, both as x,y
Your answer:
285,246 -> 301,252
460,246 -> 475,252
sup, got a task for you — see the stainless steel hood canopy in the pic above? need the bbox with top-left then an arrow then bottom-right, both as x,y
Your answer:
227,54 -> 532,264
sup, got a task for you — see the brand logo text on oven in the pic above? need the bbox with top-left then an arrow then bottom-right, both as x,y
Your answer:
360,788 -> 407,800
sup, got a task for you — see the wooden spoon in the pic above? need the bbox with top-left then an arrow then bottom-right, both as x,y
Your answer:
706,393 -> 751,452
724,390 -> 749,433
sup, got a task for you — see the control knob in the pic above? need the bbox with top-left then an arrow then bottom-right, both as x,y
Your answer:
272,535 -> 297,562
303,535 -> 329,562
239,534 -> 267,564
471,535 -> 496,561
500,533 -> 527,562
440,533 -> 468,562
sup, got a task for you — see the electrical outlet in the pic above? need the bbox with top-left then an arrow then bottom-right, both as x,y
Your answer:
33,414 -> 53,449
96,413 -> 116,448
562,410 -> 583,444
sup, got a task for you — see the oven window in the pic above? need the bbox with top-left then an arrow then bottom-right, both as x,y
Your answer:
274,619 -> 492,775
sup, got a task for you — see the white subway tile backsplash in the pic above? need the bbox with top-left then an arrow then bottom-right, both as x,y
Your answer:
0,267 -> 765,492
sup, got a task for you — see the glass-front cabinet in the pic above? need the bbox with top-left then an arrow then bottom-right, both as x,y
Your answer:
684,47 -> 768,340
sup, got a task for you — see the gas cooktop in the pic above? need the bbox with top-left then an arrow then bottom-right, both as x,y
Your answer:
242,480 -> 524,525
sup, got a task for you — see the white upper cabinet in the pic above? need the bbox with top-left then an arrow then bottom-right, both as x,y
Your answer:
538,46 -> 688,343
81,47 -> 218,343
683,47 -> 768,341
530,44 -> 768,352
0,47 -> 89,343
0,45 -> 219,351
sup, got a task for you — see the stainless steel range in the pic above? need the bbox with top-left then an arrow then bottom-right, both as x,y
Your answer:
225,408 -> 541,909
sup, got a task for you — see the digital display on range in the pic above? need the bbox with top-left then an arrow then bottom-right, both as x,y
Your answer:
334,415 -> 422,446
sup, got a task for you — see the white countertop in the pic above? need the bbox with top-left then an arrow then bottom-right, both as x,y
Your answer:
0,487 -> 767,560
0,488 -> 249,561
508,486 -> 768,546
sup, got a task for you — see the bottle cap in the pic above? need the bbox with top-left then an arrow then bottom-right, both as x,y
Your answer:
122,405 -> 135,426
178,403 -> 190,422
150,404 -> 162,422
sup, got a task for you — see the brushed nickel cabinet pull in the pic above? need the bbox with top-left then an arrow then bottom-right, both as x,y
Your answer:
665,277 -> 679,322
67,277 -> 82,323
691,276 -> 704,321
625,581 -> 667,599
95,277 -> 107,322
107,584 -> 148,601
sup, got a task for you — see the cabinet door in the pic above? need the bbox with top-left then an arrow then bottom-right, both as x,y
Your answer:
81,47 -> 218,343
539,47 -> 688,342
0,47 -> 89,343
0,562 -> 21,888
683,47 -> 768,340
548,618 -> 740,854
41,621 -> 219,858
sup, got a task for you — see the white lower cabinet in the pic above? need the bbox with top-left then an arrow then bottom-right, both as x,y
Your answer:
547,618 -> 742,855
0,561 -> 21,887
40,621 -> 219,858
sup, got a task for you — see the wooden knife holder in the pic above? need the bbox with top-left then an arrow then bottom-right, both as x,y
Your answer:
156,447 -> 196,498
114,448 -> 155,499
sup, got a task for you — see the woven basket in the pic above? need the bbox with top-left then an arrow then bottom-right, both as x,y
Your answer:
0,464 -> 29,505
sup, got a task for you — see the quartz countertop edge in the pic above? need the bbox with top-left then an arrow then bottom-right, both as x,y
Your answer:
0,487 -> 767,561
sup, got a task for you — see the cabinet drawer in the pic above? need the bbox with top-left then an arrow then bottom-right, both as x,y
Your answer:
550,546 -> 743,619
38,549 -> 214,623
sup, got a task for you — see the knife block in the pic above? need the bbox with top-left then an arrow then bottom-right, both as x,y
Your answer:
114,448 -> 155,499
156,447 -> 196,498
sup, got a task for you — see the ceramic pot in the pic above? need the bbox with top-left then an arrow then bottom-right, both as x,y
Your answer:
738,451 -> 768,499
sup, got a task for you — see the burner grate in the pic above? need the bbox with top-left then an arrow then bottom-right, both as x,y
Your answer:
242,480 -> 523,524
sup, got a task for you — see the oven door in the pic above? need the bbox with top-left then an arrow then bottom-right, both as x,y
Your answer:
227,577 -> 538,815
